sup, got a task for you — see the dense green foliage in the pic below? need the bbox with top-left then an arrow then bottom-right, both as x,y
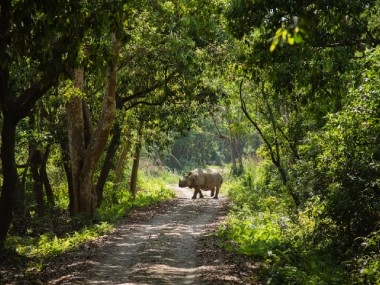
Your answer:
213,1 -> 380,282
223,160 -> 347,284
223,151 -> 379,284
0,0 -> 379,283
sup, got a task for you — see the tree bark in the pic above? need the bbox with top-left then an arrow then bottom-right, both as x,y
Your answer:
95,123 -> 121,207
59,141 -> 74,215
130,123 -> 143,200
67,36 -> 119,217
41,145 -> 54,206
0,115 -> 18,249
66,68 -> 86,215
13,152 -> 30,235
113,139 -> 131,194
31,149 -> 45,216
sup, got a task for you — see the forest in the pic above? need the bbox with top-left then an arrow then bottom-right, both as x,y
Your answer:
0,0 -> 379,284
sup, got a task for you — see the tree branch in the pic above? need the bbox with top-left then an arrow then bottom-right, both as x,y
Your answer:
119,72 -> 179,107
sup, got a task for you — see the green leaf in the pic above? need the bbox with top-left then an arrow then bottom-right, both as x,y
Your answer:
270,38 -> 279,52
275,27 -> 284,37
281,30 -> 288,40
294,33 -> 303,44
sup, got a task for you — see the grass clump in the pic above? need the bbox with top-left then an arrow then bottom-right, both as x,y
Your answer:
8,222 -> 113,259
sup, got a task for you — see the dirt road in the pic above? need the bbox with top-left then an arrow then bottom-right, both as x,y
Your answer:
45,186 -> 258,285
80,187 -> 226,284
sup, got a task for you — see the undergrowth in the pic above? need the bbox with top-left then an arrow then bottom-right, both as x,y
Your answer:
220,159 -> 359,285
4,165 -> 176,266
98,171 -> 175,222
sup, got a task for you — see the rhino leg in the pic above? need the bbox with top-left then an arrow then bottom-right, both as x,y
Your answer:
210,188 -> 215,197
192,186 -> 203,199
213,186 -> 220,199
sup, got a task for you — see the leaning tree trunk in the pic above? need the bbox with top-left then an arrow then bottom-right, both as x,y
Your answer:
240,81 -> 300,208
95,122 -> 121,207
79,62 -> 117,214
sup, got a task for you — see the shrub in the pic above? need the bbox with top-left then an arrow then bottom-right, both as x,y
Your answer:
222,160 -> 348,284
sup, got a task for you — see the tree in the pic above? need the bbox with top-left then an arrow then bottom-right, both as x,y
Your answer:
223,0 -> 380,251
66,34 -> 119,217
0,0 -> 87,249
225,0 -> 380,48
94,0 -> 227,199
221,0 -> 380,208
299,47 -> 380,247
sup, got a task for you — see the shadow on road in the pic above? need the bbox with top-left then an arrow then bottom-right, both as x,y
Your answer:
49,187 -> 230,285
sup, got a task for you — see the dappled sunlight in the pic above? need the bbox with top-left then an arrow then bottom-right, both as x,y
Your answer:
72,189 -> 229,284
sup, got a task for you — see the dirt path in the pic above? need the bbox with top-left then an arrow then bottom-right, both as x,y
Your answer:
30,187 -> 259,285
79,187 -> 227,284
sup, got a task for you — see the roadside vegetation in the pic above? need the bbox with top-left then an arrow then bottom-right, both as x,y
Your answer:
2,163 -> 175,272
1,1 -> 379,284
220,104 -> 380,284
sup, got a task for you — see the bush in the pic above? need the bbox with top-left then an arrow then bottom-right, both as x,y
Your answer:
297,48 -> 380,252
222,160 -> 348,284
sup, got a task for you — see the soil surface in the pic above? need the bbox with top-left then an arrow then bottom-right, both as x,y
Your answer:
1,187 -> 261,285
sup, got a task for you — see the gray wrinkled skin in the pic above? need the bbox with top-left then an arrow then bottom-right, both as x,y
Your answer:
178,168 -> 223,199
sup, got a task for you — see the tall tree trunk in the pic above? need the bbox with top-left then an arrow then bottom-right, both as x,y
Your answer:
0,115 -> 18,249
0,78 -> 55,250
31,149 -> 45,216
60,142 -> 74,215
95,123 -> 121,207
13,158 -> 29,235
113,139 -> 131,193
129,123 -> 143,200
67,37 -> 119,217
41,145 -> 54,206
66,69 -> 86,215
228,137 -> 237,174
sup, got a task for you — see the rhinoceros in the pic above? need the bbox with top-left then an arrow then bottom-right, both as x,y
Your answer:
178,168 -> 223,199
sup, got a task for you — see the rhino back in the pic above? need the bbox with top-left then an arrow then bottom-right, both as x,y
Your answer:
193,169 -> 222,188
